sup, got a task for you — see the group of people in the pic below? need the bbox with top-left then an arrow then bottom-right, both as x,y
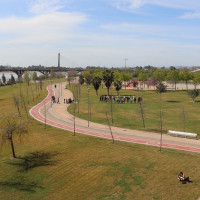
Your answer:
99,95 -> 143,104
51,96 -> 73,104
64,98 -> 72,104
51,96 -> 60,104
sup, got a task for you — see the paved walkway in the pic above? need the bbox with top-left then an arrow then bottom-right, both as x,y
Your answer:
29,83 -> 200,153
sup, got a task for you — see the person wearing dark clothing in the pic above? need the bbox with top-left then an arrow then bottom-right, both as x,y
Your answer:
178,172 -> 191,183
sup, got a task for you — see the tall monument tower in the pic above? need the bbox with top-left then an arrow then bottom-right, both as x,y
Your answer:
58,53 -> 60,67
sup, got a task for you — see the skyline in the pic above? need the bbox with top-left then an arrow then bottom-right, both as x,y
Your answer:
0,0 -> 200,68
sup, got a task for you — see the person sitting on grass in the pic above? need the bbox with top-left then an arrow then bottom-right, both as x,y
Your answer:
178,172 -> 192,183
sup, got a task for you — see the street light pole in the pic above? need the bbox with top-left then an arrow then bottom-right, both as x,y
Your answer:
87,88 -> 90,127
51,79 -> 53,107
44,101 -> 46,129
73,101 -> 76,136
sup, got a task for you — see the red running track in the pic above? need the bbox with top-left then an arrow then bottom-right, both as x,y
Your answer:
29,85 -> 200,153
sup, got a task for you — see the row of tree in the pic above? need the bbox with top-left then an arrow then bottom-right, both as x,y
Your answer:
80,69 -> 132,95
79,68 -> 200,95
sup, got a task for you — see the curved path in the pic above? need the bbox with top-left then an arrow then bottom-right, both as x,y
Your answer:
30,83 -> 200,153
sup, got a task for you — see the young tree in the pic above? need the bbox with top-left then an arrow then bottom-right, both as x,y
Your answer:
166,70 -> 180,90
13,94 -> 21,117
32,71 -> 38,82
92,76 -> 101,95
24,71 -> 30,104
78,75 -> 85,85
2,73 -> 6,85
156,82 -> 167,100
0,115 -> 29,158
102,70 -> 114,95
49,69 -> 56,79
156,82 -> 167,152
187,89 -> 199,103
24,71 -> 30,86
10,74 -> 15,85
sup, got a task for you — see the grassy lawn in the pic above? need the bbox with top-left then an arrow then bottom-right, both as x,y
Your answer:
68,84 -> 200,135
0,82 -> 200,200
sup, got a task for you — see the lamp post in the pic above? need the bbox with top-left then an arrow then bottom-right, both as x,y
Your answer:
44,101 -> 46,129
73,101 -> 78,136
50,79 -> 53,107
87,88 -> 90,127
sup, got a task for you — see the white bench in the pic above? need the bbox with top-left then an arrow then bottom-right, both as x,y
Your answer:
167,130 -> 197,139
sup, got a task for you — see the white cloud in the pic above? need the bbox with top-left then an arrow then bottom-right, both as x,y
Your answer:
110,0 -> 200,11
0,12 -> 87,45
101,23 -> 200,40
29,0 -> 70,14
181,11 -> 200,19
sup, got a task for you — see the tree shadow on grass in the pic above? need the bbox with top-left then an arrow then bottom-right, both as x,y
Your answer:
166,100 -> 180,103
0,176 -> 44,193
8,151 -> 58,172
0,151 -> 59,193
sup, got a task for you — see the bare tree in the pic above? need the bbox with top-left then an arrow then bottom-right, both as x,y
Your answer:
139,102 -> 145,128
106,112 -> 114,144
0,115 -> 29,158
13,94 -> 21,117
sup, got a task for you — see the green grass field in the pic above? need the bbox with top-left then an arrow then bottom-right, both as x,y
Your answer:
0,82 -> 200,200
68,84 -> 200,135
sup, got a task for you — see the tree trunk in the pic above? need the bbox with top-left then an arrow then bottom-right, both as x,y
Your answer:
96,90 -> 98,95
10,137 -> 16,158
175,82 -> 176,90
107,87 -> 109,96
186,81 -> 188,90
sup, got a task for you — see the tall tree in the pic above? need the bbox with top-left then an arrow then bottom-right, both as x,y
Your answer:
82,71 -> 93,86
102,70 -> 114,95
114,80 -> 122,95
193,72 -> 200,89
137,72 -> 148,88
0,115 -> 29,158
122,72 -> 132,89
153,69 -> 167,83
2,73 -> 6,85
166,70 -> 180,90
92,76 -> 101,95
114,71 -> 123,95
180,70 -> 193,90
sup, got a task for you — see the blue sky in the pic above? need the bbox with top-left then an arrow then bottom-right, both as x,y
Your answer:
0,0 -> 200,67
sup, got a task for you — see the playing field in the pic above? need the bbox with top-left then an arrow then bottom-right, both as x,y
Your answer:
0,82 -> 200,200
